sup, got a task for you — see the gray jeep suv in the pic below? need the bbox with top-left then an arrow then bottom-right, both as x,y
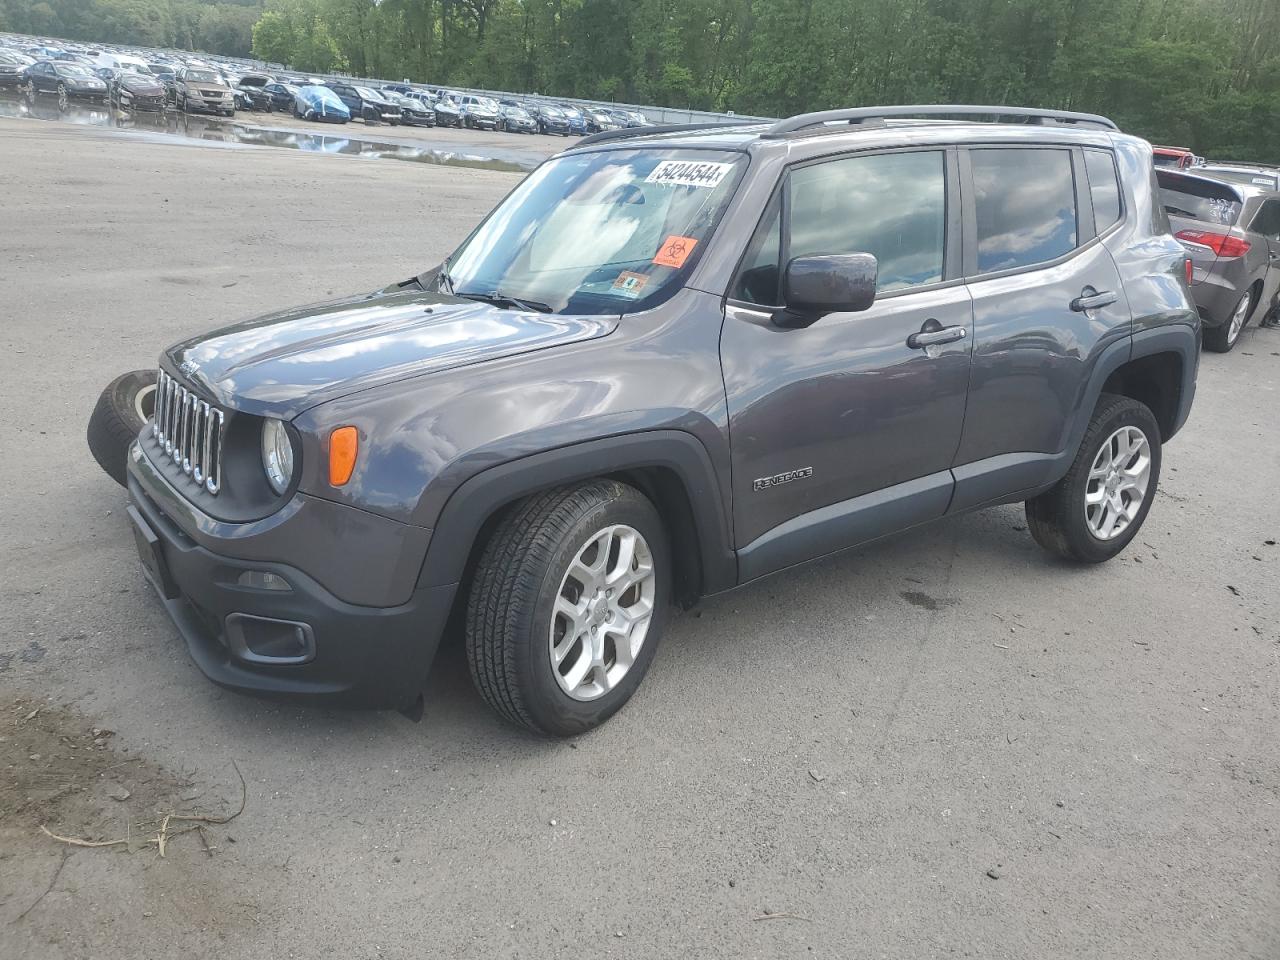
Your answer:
124,105 -> 1199,735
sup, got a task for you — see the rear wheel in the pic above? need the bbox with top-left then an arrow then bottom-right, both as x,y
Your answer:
87,370 -> 158,487
1026,393 -> 1161,563
1205,288 -> 1253,352
465,480 -> 669,736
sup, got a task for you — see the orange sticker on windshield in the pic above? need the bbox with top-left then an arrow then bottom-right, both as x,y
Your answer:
653,235 -> 697,269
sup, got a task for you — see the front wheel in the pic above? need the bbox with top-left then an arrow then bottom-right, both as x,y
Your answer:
87,369 -> 159,487
57,82 -> 68,111
1026,393 -> 1162,563
1204,288 -> 1253,353
466,480 -> 669,736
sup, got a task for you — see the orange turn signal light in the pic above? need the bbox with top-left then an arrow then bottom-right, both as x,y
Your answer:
329,426 -> 359,486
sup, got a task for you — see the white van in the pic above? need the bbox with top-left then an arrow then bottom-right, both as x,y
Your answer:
94,53 -> 153,75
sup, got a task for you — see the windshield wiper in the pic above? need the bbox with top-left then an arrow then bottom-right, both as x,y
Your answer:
454,290 -> 554,313
420,257 -> 455,294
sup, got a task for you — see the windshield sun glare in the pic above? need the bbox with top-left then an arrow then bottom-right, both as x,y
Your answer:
443,149 -> 746,315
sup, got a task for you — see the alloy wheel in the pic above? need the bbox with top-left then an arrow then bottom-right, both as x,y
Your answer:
1226,291 -> 1251,345
133,383 -> 157,423
1084,425 -> 1152,540
549,524 -> 656,701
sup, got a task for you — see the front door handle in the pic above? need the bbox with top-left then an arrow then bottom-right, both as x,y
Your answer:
907,320 -> 967,349
1070,288 -> 1119,312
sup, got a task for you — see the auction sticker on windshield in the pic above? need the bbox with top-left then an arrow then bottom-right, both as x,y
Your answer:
612,271 -> 650,298
645,160 -> 733,189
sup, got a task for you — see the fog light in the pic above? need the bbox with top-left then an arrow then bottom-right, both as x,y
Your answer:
236,570 -> 291,591
225,613 -> 314,664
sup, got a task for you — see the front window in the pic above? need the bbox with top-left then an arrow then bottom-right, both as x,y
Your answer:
443,149 -> 747,315
731,150 -> 947,305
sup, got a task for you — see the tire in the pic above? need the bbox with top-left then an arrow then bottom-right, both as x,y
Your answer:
87,369 -> 158,488
1204,288 -> 1254,352
465,479 -> 670,736
1025,393 -> 1162,563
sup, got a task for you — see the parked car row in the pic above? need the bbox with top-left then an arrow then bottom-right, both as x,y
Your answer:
2,32 -> 657,139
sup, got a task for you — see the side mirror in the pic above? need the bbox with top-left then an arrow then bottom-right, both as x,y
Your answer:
775,253 -> 878,328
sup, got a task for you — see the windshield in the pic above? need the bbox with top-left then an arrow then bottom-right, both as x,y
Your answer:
186,69 -> 218,82
56,64 -> 93,77
356,87 -> 380,99
444,149 -> 746,315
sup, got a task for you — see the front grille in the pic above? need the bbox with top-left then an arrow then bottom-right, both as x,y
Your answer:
153,370 -> 224,495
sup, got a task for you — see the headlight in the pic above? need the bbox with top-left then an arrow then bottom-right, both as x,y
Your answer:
261,418 -> 295,495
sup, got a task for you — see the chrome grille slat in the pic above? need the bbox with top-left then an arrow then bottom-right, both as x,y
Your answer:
149,368 -> 225,496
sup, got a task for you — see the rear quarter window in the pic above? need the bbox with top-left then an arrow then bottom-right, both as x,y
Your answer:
1084,149 -> 1122,232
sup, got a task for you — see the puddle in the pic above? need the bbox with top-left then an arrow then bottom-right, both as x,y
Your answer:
0,92 -> 539,172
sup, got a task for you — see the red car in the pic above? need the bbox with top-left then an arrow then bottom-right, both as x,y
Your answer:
1152,145 -> 1198,169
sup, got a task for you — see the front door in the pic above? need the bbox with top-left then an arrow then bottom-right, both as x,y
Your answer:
720,148 -> 973,579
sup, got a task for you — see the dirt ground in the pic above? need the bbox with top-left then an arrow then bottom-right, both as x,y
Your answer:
0,116 -> 1277,960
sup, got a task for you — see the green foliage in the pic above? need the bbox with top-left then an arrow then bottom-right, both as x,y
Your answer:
0,0 -> 262,57
4,0 -> 1278,160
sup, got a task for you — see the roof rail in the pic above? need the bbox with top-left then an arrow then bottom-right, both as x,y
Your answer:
763,105 -> 1118,138
1200,160 -> 1280,171
574,121 -> 751,148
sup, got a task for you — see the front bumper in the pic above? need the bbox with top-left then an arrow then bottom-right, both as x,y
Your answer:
126,442 -> 456,710
119,93 -> 166,111
184,96 -> 232,114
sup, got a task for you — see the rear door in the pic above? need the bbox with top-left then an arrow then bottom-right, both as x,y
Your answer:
950,145 -> 1132,510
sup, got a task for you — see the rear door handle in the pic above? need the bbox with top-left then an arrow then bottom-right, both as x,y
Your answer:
1070,288 -> 1119,312
907,323 -> 967,349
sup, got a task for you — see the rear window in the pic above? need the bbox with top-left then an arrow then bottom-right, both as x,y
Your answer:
1156,172 -> 1242,226
971,148 -> 1078,274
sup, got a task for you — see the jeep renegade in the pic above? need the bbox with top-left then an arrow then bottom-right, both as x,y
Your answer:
124,105 -> 1200,735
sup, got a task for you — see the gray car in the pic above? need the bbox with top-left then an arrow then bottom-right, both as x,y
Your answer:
121,105 -> 1198,735
1158,168 -> 1280,350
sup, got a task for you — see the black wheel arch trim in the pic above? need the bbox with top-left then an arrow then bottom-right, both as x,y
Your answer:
1063,323 -> 1198,466
415,430 -> 737,594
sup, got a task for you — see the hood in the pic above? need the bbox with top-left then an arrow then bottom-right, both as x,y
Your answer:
165,286 -> 619,419
122,75 -> 163,94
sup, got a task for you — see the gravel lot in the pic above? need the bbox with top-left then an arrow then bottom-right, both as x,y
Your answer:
1,117 -> 1277,960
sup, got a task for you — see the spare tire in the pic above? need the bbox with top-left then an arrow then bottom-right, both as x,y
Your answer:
87,370 -> 157,487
